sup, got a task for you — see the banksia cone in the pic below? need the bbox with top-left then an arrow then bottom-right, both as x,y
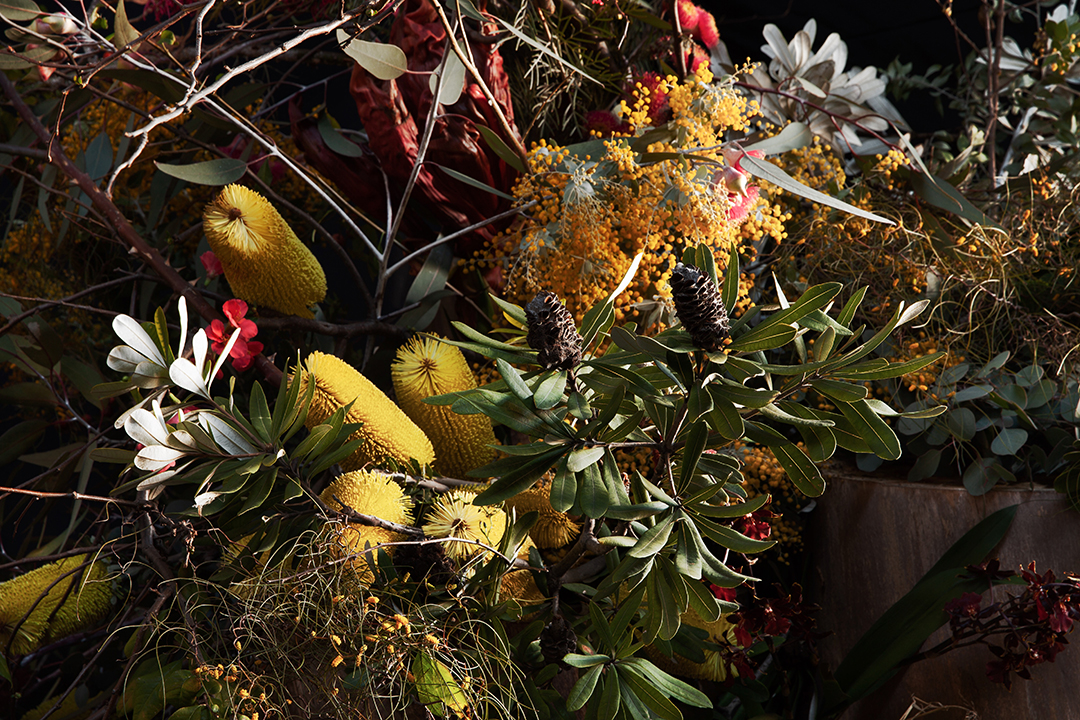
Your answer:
540,614 -> 577,665
294,351 -> 435,471
392,336 -> 497,479
669,263 -> 730,351
0,555 -> 111,655
525,292 -> 583,370
203,184 -> 327,318
321,470 -> 414,525
505,480 -> 580,549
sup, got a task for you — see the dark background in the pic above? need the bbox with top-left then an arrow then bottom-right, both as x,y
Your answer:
701,0 -> 1035,133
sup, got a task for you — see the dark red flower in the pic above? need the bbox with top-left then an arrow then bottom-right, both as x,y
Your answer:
201,251 -> 224,278
945,592 -> 983,618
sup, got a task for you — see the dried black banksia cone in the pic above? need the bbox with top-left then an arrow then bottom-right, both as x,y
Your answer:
525,291 -> 583,370
670,262 -> 730,351
540,614 -> 578,666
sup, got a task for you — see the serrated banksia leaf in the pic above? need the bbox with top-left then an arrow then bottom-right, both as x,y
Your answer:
392,335 -> 497,479
0,555 -> 111,655
203,184 -> 327,318
670,262 -> 729,351
525,292 -> 583,370
504,480 -> 580,549
294,351 -> 435,471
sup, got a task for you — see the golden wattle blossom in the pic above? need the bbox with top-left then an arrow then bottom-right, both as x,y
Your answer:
0,555 -> 112,655
422,490 -> 508,561
203,184 -> 327,318
392,335 -> 496,479
293,351 -> 435,471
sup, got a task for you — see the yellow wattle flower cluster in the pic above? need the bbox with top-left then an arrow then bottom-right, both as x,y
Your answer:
392,336 -> 497,479
0,555 -> 112,655
473,66 -> 772,324
293,351 -> 435,471
504,479 -> 580,549
321,471 -> 415,585
203,184 -> 327,318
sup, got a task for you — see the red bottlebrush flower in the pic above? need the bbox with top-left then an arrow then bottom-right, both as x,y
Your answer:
697,10 -> 720,48
206,299 -> 263,372
674,0 -> 701,33
584,110 -> 628,137
201,251 -> 224,278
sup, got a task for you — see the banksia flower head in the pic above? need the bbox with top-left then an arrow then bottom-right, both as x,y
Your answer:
505,480 -> 580,549
670,263 -> 730,351
423,490 -> 508,561
525,292 -> 583,370
501,537 -> 545,606
0,555 -> 111,655
392,336 -> 497,479
203,184 -> 327,318
293,351 -> 435,471
320,470 -> 414,526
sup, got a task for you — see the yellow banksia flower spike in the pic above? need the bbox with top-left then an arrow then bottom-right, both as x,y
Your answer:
0,555 -> 112,655
500,536 -> 545,606
505,479 -> 580,549
422,490 -> 508,561
203,184 -> 327,318
391,335 -> 497,479
319,471 -> 416,585
320,470 -> 414,525
293,351 -> 435,471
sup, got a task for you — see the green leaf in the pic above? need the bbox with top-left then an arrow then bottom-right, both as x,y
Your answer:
837,399 -> 902,460
577,460 -> 609,518
759,402 -> 834,427
337,31 -> 408,80
738,151 -> 894,225
706,395 -> 744,440
476,124 -> 526,174
618,658 -> 712,708
905,169 -> 1002,229
155,158 -> 247,185
833,506 -> 1017,705
694,515 -> 775,553
771,441 -> 826,497
963,456 -> 1014,496
617,663 -> 683,720
677,423 -> 709,489
811,378 -> 868,402
0,0 -> 41,22
491,15 -> 601,86
597,664 -> 622,720
496,359 -> 533,402
836,351 -> 947,381
721,243 -> 740,313
709,381 -> 777,409
412,652 -> 469,716
534,372 -> 566,410
0,419 -> 48,466
248,381 -> 272,443
240,468 -> 276,514
473,446 -> 567,505
991,427 -> 1028,456
628,515 -> 675,558
316,113 -> 365,157
114,0 -> 140,47
564,653 -> 612,669
744,121 -> 812,156
568,665 -> 604,712
726,322 -> 797,353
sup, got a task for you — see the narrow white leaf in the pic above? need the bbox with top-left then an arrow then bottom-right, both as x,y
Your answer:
192,328 -> 208,378
125,407 -> 170,447
177,295 -> 189,358
207,326 -> 241,388
609,252 -> 644,302
107,345 -> 145,373
112,315 -> 166,367
430,48 -> 466,106
132,360 -> 170,388
198,412 -> 257,455
134,445 -> 187,471
170,358 -> 210,399
194,492 -> 221,515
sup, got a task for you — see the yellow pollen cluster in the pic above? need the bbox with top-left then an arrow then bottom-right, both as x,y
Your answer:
392,335 -> 497,479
